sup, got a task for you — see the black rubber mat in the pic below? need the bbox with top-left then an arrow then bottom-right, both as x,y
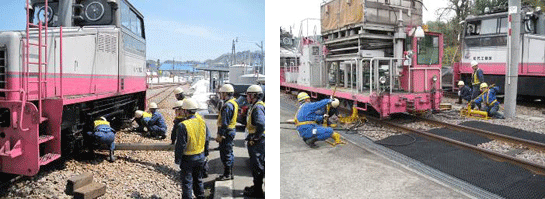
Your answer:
379,127 -> 545,199
460,121 -> 545,143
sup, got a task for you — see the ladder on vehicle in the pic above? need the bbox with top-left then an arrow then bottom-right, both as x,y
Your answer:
22,0 -> 60,166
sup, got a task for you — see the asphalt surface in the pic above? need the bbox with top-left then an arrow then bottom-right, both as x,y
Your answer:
280,95 -> 470,198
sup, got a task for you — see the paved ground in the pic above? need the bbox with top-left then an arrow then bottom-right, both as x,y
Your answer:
201,112 -> 257,199
280,96 -> 470,199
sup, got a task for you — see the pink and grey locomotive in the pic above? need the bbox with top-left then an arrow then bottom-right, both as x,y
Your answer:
0,0 -> 146,176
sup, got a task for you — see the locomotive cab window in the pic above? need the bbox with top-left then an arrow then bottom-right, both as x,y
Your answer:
121,0 -> 145,38
417,35 -> 439,65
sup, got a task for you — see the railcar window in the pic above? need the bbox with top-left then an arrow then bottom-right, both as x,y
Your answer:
417,35 -> 439,65
480,19 -> 497,34
499,17 -> 508,33
121,0 -> 144,38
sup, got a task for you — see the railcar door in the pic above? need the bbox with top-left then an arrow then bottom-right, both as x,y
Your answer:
118,0 -> 146,93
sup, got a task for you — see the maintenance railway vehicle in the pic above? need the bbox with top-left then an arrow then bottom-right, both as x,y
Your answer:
453,6 -> 545,98
0,0 -> 147,176
281,0 -> 444,118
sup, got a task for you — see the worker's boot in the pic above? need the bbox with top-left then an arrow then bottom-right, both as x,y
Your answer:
331,132 -> 344,145
304,137 -> 318,148
243,186 -> 264,198
217,167 -> 233,181
108,150 -> 116,162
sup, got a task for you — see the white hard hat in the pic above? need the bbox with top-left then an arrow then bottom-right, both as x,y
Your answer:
181,98 -> 199,110
471,60 -> 478,67
331,98 -> 340,108
135,110 -> 144,118
174,87 -> 184,95
457,81 -> 465,86
172,100 -> 184,109
100,116 -> 107,121
246,85 -> 263,94
149,102 -> 158,109
219,84 -> 234,93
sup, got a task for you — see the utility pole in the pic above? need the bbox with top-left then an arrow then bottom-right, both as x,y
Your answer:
232,37 -> 238,66
256,41 -> 264,75
505,0 -> 521,118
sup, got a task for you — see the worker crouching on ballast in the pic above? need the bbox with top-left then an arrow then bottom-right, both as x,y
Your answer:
147,102 -> 168,139
457,81 -> 472,104
174,98 -> 210,199
243,85 -> 265,198
471,83 -> 505,119
294,92 -> 343,148
134,110 -> 152,132
216,84 -> 238,181
86,117 -> 116,162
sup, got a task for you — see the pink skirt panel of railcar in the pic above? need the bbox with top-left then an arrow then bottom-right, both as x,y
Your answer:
281,82 -> 443,118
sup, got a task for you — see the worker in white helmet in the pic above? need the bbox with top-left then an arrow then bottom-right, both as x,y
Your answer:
243,85 -> 265,197
147,102 -> 167,139
470,60 -> 485,108
86,116 -> 116,162
216,84 -> 238,181
174,98 -> 210,199
134,110 -> 152,132
174,87 -> 185,101
457,80 -> 472,104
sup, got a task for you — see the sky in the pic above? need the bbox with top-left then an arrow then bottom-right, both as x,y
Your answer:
0,0 -> 265,62
278,0 -> 452,37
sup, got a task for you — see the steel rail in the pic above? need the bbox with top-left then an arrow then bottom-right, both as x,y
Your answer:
366,116 -> 545,176
411,115 -> 545,152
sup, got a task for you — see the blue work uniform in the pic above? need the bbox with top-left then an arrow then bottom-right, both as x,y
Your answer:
459,85 -> 472,102
295,99 -> 334,141
246,101 -> 265,192
148,111 -> 167,137
86,120 -> 116,151
135,112 -> 152,132
217,98 -> 238,169
471,68 -> 485,100
314,105 -> 338,125
474,86 -> 505,119
175,113 -> 210,199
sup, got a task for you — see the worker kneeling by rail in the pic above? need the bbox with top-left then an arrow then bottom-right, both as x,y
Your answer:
86,117 -> 116,162
294,92 -> 342,148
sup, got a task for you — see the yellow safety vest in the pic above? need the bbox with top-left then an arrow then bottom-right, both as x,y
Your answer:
94,120 -> 110,128
472,69 -> 481,85
182,113 -> 206,155
217,98 -> 238,129
142,112 -> 152,118
293,103 -> 317,127
485,90 -> 498,106
246,101 -> 265,134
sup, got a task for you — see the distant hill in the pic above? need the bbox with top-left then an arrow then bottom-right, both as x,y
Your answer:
147,50 -> 263,70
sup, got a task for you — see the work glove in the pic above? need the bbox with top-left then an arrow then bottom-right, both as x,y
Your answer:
215,136 -> 224,143
248,140 -> 255,146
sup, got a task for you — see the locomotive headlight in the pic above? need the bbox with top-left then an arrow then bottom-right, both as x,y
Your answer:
432,75 -> 438,83
379,76 -> 387,84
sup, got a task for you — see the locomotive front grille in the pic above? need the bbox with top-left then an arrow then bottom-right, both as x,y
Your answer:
0,46 -> 6,98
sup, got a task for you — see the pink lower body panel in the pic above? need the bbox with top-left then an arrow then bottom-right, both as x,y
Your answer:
281,82 -> 442,118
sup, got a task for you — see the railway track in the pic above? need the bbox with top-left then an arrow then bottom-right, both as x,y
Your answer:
366,115 -> 545,175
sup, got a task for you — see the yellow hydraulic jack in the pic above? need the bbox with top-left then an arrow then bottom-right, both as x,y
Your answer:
338,105 -> 366,124
460,103 -> 490,120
